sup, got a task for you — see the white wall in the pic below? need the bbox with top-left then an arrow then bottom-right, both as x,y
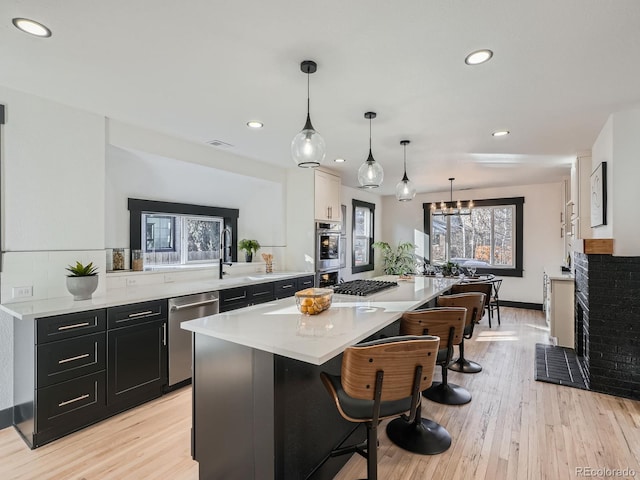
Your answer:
381,182 -> 565,304
106,145 -> 287,263
610,108 -> 640,255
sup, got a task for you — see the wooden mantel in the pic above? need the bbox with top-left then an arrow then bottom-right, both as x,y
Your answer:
583,238 -> 614,254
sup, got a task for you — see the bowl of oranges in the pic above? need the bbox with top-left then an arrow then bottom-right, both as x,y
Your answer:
295,288 -> 333,315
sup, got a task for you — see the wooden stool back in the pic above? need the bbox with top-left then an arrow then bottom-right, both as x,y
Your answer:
451,282 -> 493,310
437,293 -> 486,326
400,307 -> 466,347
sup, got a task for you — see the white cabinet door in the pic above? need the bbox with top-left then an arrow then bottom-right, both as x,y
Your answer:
314,170 -> 341,222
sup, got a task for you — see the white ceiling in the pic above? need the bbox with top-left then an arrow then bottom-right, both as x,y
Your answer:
2,0 -> 640,195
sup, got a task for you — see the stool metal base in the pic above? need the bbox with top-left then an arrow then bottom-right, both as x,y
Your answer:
423,382 -> 472,405
448,357 -> 482,374
386,416 -> 451,455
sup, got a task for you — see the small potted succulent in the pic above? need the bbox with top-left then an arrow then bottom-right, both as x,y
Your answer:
65,261 -> 99,300
238,239 -> 261,262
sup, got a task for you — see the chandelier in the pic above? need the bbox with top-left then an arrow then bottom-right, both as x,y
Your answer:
431,178 -> 473,216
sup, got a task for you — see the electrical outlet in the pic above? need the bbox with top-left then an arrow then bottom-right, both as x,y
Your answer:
164,274 -> 175,283
126,278 -> 137,286
12,286 -> 33,299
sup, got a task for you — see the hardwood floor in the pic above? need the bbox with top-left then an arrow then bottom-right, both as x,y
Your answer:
1,307 -> 639,479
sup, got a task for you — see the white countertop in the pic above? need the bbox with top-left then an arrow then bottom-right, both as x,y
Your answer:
544,266 -> 575,281
181,275 -> 459,365
0,272 -> 311,321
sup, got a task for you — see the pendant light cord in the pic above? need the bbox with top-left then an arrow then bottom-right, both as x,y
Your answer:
403,143 -> 407,175
307,71 -> 310,115
369,116 -> 372,150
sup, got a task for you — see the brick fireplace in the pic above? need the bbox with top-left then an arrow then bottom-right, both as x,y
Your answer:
573,252 -> 640,400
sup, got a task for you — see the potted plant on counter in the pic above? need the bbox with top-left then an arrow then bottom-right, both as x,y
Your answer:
238,239 -> 261,262
373,241 -> 416,275
65,261 -> 99,300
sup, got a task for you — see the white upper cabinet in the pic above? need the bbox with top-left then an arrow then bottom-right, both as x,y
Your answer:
569,154 -> 592,241
314,170 -> 341,222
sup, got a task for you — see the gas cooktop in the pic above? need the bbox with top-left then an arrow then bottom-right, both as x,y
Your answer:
332,279 -> 398,296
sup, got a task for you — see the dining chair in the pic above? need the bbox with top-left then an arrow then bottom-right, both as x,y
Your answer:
488,278 -> 502,326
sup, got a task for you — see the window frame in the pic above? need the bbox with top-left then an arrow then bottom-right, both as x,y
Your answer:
423,196 -> 524,277
128,198 -> 239,263
351,199 -> 375,274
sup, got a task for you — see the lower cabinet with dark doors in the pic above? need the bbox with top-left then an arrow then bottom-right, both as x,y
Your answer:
274,275 -> 315,299
106,300 -> 168,414
14,309 -> 108,448
13,300 -> 168,449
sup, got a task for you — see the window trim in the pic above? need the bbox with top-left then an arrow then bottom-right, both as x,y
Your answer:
423,196 -> 524,277
128,198 -> 239,262
352,199 -> 375,274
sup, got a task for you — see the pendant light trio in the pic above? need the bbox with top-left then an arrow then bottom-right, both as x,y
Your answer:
290,60 -> 417,201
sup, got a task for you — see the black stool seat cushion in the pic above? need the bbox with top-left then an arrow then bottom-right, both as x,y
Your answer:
322,373 -> 414,420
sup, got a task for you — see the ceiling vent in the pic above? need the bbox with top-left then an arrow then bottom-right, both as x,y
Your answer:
206,139 -> 234,148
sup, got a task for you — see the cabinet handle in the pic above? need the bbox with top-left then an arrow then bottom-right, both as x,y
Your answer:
253,291 -> 271,296
163,322 -> 167,346
58,322 -> 90,331
58,353 -> 90,365
59,393 -> 90,407
128,310 -> 154,318
328,206 -> 332,218
281,284 -> 294,289
225,294 -> 246,302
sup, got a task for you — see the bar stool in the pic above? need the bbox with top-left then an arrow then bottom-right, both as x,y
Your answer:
321,335 -> 440,480
398,307 -> 470,405
437,292 -> 486,373
386,307 -> 466,455
451,282 -> 493,327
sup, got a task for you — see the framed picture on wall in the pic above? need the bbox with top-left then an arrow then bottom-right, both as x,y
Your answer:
590,161 -> 607,227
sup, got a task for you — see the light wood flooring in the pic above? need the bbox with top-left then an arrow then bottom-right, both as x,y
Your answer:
1,307 -> 639,479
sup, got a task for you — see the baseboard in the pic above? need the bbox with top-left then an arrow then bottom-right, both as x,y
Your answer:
0,407 -> 12,429
500,301 -> 543,310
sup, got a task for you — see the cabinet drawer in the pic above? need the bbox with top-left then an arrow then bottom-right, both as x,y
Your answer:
220,286 -> 250,312
37,333 -> 106,388
108,300 -> 166,329
297,275 -> 315,290
37,310 -> 106,344
249,283 -> 274,304
36,371 -> 105,435
274,279 -> 297,299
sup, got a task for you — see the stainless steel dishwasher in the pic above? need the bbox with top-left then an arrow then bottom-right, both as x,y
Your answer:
168,291 -> 219,388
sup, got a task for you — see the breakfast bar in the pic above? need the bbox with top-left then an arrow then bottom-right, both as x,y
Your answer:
181,276 -> 459,480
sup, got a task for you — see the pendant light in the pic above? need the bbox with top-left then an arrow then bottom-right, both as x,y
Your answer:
431,178 -> 474,216
395,140 -> 416,201
357,112 -> 384,188
291,60 -> 326,168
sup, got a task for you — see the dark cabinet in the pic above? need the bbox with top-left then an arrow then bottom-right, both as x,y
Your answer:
106,300 -> 167,413
13,308 -> 107,448
249,282 -> 274,304
297,275 -> 315,290
219,286 -> 250,312
274,278 -> 297,299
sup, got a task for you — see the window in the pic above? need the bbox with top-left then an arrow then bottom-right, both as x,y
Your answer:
352,199 -> 375,273
424,197 -> 524,277
129,199 -> 238,267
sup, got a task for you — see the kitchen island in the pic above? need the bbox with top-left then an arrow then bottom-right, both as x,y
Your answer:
181,275 -> 459,480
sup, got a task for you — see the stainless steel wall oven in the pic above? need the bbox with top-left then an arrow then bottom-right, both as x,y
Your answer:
316,222 -> 341,286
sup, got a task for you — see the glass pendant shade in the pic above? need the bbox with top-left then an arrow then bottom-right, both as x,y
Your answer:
292,60 -> 325,168
358,112 -> 384,188
395,139 -> 416,201
291,114 -> 326,167
396,174 -> 416,201
358,151 -> 384,188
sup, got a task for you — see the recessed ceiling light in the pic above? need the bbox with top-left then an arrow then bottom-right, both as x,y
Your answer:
334,158 -> 346,163
246,121 -> 263,129
465,49 -> 493,65
12,18 -> 52,38
492,130 -> 510,137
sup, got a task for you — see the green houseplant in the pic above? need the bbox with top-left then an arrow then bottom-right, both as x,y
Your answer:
238,239 -> 261,262
372,241 -> 416,275
65,261 -> 99,301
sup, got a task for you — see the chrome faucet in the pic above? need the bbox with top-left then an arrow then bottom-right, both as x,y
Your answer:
219,226 -> 233,279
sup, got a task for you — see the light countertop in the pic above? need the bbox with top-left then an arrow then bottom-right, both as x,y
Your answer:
181,275 -> 460,365
0,271 -> 311,321
544,266 -> 575,281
